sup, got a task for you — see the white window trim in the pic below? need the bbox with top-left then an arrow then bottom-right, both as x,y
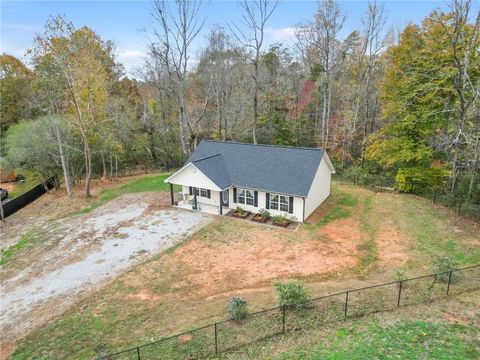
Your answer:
270,193 -> 289,213
237,188 -> 255,206
192,187 -> 209,198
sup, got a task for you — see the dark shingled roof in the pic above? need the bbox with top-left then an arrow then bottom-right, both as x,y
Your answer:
187,140 -> 330,197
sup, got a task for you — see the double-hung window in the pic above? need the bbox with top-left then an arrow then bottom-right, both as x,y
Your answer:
191,187 -> 209,198
270,194 -> 289,212
237,188 -> 254,206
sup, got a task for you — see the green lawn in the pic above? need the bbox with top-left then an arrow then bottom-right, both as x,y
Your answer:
75,172 -> 179,214
0,229 -> 39,265
6,169 -> 43,198
276,320 -> 479,360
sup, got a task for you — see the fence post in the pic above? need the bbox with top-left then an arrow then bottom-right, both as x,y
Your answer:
136,346 -> 140,360
397,281 -> 403,307
433,190 -> 437,203
214,323 -> 218,354
282,306 -> 286,333
458,202 -> 462,215
447,270 -> 453,295
344,291 -> 349,319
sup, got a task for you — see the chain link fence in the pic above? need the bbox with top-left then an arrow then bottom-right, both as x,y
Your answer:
97,265 -> 479,360
339,173 -> 480,220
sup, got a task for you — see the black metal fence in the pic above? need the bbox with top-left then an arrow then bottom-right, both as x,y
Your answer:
96,264 -> 480,360
1,176 -> 57,218
344,174 -> 480,220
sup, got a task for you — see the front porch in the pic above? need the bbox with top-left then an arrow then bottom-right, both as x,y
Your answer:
168,182 -> 231,216
176,199 -> 230,216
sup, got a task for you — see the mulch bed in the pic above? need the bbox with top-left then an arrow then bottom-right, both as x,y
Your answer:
225,210 -> 300,231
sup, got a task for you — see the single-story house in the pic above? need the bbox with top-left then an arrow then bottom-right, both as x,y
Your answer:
165,140 -> 335,222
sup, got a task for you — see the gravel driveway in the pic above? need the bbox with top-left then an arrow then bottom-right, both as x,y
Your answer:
0,193 -> 212,345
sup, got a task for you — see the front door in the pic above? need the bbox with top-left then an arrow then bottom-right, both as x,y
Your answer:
222,189 -> 229,207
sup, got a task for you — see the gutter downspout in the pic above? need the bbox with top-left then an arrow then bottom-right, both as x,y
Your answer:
302,198 -> 305,222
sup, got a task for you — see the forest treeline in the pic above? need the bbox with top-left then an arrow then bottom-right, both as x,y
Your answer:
0,0 -> 479,203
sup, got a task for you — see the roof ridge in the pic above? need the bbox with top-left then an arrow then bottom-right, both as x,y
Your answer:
201,140 -> 325,152
192,153 -> 222,162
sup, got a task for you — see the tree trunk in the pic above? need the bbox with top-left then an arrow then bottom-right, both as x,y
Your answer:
325,75 -> 332,148
54,122 -> 72,196
252,58 -> 259,144
101,152 -> 107,178
467,133 -> 479,202
109,155 -> 113,178
178,98 -> 189,156
321,82 -> 328,147
83,137 -> 92,197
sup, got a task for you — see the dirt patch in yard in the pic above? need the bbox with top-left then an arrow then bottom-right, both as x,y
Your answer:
165,219 -> 363,299
127,289 -> 161,302
375,220 -> 413,267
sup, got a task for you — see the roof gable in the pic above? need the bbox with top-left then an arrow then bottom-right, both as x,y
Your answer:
165,162 -> 222,190
185,141 -> 333,197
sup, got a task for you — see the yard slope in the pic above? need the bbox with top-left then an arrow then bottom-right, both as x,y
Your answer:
8,181 -> 480,359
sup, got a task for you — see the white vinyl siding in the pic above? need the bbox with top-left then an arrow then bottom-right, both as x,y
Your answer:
304,156 -> 332,220
231,190 -> 303,222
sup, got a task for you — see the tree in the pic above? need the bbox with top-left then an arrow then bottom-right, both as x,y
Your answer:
147,0 -> 207,156
198,27 -> 239,140
0,54 -> 34,131
366,3 -> 479,193
32,16 -> 119,197
296,0 -> 345,147
232,0 -> 278,144
5,117 -> 81,184
432,0 -> 480,192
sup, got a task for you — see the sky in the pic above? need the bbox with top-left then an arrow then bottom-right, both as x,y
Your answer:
1,0 -> 477,77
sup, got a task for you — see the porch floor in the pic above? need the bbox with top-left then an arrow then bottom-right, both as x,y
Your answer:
176,200 -> 230,216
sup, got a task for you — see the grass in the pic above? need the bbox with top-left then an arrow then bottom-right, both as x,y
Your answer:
357,195 -> 378,271
0,229 -> 38,265
396,194 -> 480,266
74,172 -> 179,215
219,290 -> 480,360
275,320 -> 479,360
5,169 -> 43,198
307,188 -> 359,228
8,181 -> 480,359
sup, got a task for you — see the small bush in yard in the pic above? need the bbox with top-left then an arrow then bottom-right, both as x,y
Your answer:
227,296 -> 248,322
275,281 -> 308,308
432,256 -> 458,282
395,269 -> 406,282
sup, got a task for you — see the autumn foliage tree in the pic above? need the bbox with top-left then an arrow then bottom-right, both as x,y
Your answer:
32,16 -> 119,197
366,4 -> 480,193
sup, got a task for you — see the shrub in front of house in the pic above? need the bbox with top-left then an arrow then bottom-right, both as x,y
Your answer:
272,214 -> 290,227
275,281 -> 309,309
252,208 -> 270,223
233,206 -> 250,218
261,209 -> 270,220
432,256 -> 458,282
227,296 -> 248,322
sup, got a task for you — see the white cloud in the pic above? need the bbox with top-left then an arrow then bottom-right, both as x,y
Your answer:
118,50 -> 146,60
117,49 -> 147,77
264,27 -> 298,44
